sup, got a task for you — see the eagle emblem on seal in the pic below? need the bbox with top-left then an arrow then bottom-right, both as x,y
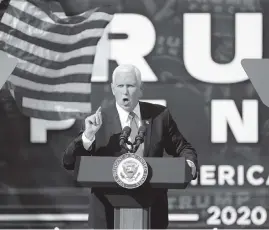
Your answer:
112,153 -> 148,189
120,160 -> 140,182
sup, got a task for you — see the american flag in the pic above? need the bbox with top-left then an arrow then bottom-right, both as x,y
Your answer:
0,0 -> 113,120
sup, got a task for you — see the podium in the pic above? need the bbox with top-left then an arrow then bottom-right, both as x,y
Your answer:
74,156 -> 193,229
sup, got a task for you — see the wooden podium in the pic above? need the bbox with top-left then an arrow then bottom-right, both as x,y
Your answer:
74,156 -> 192,229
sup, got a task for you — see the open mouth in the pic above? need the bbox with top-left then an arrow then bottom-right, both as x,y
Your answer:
123,98 -> 130,104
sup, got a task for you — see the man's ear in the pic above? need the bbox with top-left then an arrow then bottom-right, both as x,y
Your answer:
111,82 -> 115,95
139,82 -> 144,97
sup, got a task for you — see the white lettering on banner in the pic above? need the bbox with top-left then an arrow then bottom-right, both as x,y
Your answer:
246,165 -> 264,186
191,165 -> 269,186
92,13 -> 263,83
30,118 -> 75,143
218,165 -> 235,186
168,191 -> 250,210
92,14 -> 158,82
237,165 -> 245,186
211,100 -> 258,143
200,165 -> 216,186
183,13 -> 262,83
207,206 -> 267,226
90,24 -> 110,82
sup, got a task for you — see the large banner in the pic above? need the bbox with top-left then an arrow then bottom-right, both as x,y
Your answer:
0,0 -> 268,228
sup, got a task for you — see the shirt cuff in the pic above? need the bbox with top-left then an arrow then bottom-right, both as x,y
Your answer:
82,132 -> 95,150
186,159 -> 196,178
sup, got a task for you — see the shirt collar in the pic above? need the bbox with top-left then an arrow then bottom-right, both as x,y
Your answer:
116,101 -> 141,123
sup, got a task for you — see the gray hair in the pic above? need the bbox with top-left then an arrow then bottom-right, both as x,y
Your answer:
112,64 -> 142,86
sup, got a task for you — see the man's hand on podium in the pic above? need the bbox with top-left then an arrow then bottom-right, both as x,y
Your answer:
186,159 -> 196,179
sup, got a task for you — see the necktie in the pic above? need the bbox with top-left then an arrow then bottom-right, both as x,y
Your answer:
128,111 -> 143,156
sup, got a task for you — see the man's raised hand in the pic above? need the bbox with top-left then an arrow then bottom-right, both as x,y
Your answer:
84,106 -> 102,140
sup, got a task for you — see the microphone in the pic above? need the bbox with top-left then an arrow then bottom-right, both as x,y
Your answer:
119,126 -> 131,147
132,125 -> 146,153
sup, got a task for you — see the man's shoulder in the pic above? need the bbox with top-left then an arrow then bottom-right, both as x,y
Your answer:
140,101 -> 168,114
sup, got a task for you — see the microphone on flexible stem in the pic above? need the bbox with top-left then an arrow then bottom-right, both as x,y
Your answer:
119,126 -> 132,151
132,125 -> 146,153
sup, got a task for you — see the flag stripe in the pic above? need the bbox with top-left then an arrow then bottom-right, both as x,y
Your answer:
3,44 -> 95,70
7,84 -> 91,102
9,75 -> 91,94
0,0 -> 113,120
21,0 -> 112,25
10,0 -> 58,24
6,5 -> 112,35
0,31 -> 98,61
12,69 -> 91,85
9,55 -> 93,78
1,15 -> 105,45
22,98 -> 92,113
22,108 -> 89,120
0,25 -> 101,53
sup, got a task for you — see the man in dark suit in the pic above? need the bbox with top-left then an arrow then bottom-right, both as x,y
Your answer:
63,64 -> 198,229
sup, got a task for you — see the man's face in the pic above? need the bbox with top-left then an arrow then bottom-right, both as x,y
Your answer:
111,69 -> 142,112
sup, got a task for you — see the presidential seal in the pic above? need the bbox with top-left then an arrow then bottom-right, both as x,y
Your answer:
112,153 -> 148,189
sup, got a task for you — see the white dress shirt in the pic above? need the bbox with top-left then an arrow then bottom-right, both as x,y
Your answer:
82,102 -> 196,177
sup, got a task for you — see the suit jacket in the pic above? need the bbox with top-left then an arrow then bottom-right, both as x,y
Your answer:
63,101 -> 198,229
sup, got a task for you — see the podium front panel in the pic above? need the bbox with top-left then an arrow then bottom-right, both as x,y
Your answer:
75,156 -> 192,189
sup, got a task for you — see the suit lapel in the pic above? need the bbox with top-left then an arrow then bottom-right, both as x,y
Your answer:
105,103 -> 128,155
106,104 -> 121,134
139,102 -> 152,157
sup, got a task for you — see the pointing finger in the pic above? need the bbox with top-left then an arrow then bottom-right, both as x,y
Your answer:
96,106 -> 101,114
96,114 -> 100,125
97,110 -> 102,120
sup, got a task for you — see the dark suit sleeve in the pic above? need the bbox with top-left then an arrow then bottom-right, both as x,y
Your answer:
62,130 -> 95,170
163,108 -> 198,176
